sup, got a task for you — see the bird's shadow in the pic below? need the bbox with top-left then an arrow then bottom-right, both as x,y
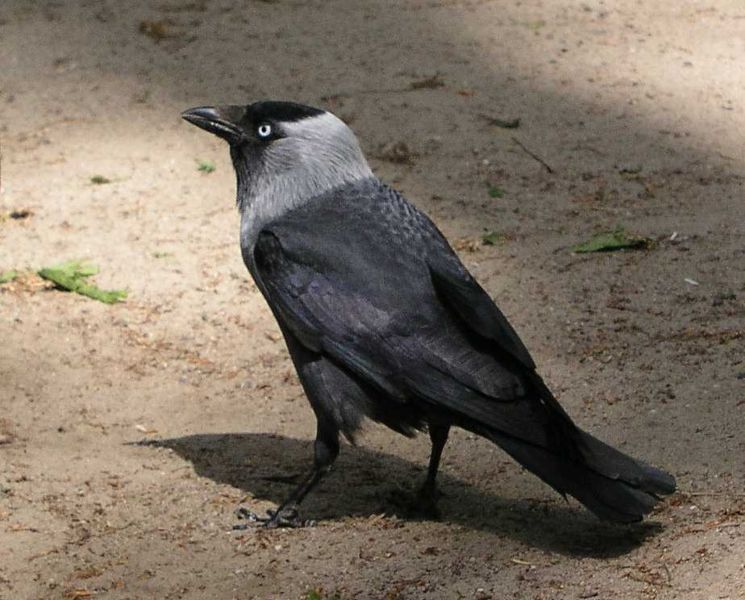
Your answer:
136,432 -> 663,558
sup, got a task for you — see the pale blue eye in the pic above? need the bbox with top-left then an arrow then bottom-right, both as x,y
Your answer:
257,123 -> 272,138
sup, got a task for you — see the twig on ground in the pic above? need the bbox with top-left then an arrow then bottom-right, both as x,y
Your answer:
479,114 -> 521,129
683,491 -> 745,498
511,136 -> 554,173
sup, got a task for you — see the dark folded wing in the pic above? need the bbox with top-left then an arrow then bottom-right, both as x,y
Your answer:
427,259 -> 535,370
251,195 -> 559,448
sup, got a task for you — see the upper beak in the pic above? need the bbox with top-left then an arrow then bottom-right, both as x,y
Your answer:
181,105 -> 246,144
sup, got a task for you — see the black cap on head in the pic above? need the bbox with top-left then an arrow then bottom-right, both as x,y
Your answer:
182,101 -> 325,144
244,101 -> 325,125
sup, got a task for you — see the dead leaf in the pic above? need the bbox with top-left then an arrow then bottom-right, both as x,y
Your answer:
139,20 -> 176,42
134,424 -> 158,435
453,238 -> 481,253
376,141 -> 416,165
8,523 -> 39,532
409,74 -> 445,90
63,589 -> 93,599
479,114 -> 520,129
71,566 -> 103,580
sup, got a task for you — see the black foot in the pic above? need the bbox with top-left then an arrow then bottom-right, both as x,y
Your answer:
233,505 -> 316,529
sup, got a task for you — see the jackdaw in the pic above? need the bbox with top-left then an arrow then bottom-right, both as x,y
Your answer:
182,101 -> 675,527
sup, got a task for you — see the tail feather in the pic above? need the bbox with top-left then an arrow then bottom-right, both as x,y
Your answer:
485,427 -> 676,523
578,430 -> 676,496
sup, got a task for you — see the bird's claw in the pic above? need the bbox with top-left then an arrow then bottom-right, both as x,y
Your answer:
264,507 -> 316,529
233,505 -> 315,529
233,506 -> 267,528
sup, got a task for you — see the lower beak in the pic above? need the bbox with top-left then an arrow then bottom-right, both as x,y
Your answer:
181,105 -> 246,144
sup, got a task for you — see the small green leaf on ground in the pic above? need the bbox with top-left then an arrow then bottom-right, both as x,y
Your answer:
526,19 -> 546,30
572,229 -> 653,253
197,160 -> 216,173
306,591 -> 323,600
37,260 -> 127,304
90,175 -> 112,185
488,185 -> 505,198
0,270 -> 19,284
482,231 -> 506,245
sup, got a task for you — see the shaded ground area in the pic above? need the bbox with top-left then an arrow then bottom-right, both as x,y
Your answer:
1,1 -> 743,598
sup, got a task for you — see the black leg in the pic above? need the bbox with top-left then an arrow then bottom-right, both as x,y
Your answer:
415,423 -> 450,516
236,420 -> 339,529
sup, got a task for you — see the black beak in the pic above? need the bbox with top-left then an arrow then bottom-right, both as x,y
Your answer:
181,105 -> 246,144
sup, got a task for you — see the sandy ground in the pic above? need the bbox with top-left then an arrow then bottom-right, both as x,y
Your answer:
1,1 -> 744,598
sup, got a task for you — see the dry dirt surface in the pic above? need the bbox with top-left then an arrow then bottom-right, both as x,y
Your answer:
1,1 -> 744,599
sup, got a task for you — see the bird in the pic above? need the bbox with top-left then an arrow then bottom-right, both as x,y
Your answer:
182,100 -> 676,528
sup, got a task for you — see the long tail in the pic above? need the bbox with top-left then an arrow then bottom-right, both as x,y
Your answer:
486,424 -> 676,522
411,354 -> 676,521
458,370 -> 676,523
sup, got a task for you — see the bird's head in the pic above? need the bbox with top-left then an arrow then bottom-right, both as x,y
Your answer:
182,101 -> 373,217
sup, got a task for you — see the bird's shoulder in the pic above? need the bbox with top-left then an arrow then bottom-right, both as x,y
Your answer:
267,178 -> 445,253
258,178 -> 458,281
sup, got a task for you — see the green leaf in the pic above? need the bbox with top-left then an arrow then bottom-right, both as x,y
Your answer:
90,175 -> 112,184
0,270 -> 19,284
482,231 -> 506,245
197,160 -> 216,173
487,185 -> 505,198
306,591 -> 323,600
525,19 -> 546,30
572,229 -> 652,253
40,260 -> 98,279
38,260 -> 127,304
